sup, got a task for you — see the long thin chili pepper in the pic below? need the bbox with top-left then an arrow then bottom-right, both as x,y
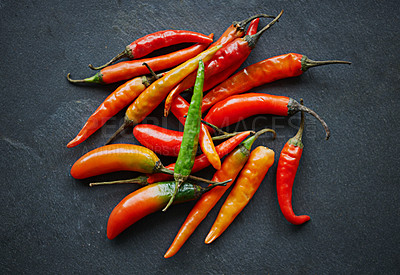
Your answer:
164,128 -> 275,258
164,11 -> 283,116
70,144 -> 230,186
276,102 -> 310,225
133,124 -> 244,157
89,131 -> 252,187
89,30 -> 214,70
107,180 -> 226,240
204,92 -> 330,139
170,95 -> 221,170
66,36 -> 212,85
164,60 -> 205,211
202,53 -> 351,111
205,146 -> 275,244
105,45 -> 222,144
67,74 -> 160,148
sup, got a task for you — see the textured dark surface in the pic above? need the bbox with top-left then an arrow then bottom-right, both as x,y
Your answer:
1,0 -> 399,274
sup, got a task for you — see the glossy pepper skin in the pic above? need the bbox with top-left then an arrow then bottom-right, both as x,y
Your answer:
107,181 -> 222,240
90,30 -> 214,70
164,129 -> 274,258
147,131 -> 252,184
204,93 -> 330,140
70,144 -> 160,179
133,124 -> 184,157
202,53 -> 351,111
165,60 -> 205,211
171,95 -> 221,170
105,45 -> 222,145
205,146 -> 275,244
164,11 -> 283,116
67,36 -> 212,85
277,108 -> 310,225
67,75 -> 159,148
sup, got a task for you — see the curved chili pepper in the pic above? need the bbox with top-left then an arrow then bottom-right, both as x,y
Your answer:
70,144 -> 229,186
164,11 -> 283,116
202,53 -> 351,111
89,30 -> 214,70
165,60 -> 205,211
204,93 -> 330,139
66,36 -> 212,85
170,95 -> 221,170
67,74 -> 160,148
89,131 -> 252,187
164,128 -> 275,258
277,105 -> 310,225
107,180 -> 225,240
205,146 -> 275,244
105,45 -> 222,144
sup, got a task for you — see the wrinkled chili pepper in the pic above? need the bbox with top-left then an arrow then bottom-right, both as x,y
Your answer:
133,123 -> 240,156
107,180 -> 226,240
89,30 -> 214,70
67,74 -> 161,148
277,103 -> 310,225
164,11 -> 283,116
164,128 -> 275,258
165,60 -> 205,211
205,146 -> 275,244
70,144 -> 229,186
171,95 -> 221,170
66,36 -> 212,85
89,131 -> 252,187
204,92 -> 330,139
202,53 -> 351,111
105,45 -> 222,144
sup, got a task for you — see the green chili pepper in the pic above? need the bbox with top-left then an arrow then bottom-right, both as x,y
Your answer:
163,60 -> 205,211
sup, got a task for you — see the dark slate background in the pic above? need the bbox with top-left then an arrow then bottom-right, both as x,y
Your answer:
1,0 -> 399,274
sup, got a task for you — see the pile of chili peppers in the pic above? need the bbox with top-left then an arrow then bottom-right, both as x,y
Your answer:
67,10 -> 351,257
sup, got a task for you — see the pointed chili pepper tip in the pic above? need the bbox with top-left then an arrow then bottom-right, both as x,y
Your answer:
234,13 -> 276,30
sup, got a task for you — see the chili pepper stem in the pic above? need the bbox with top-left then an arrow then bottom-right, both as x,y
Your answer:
184,115 -> 228,135
253,128 -> 277,140
158,166 -> 232,186
105,119 -> 134,145
142,62 -> 160,80
89,175 -> 149,187
289,99 -> 305,147
301,56 -> 351,72
211,131 -> 255,141
88,49 -> 128,70
290,100 -> 330,140
163,178 -> 184,211
234,14 -> 276,29
66,73 -> 102,84
244,10 -> 284,48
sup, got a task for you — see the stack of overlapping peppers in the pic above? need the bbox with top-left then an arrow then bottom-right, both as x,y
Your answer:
67,11 -> 350,257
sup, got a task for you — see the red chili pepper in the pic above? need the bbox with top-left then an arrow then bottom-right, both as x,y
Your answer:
89,30 -> 214,70
204,93 -> 330,139
164,12 -> 282,116
107,180 -> 225,240
67,36 -> 212,85
67,74 -> 161,148
133,124 -> 183,157
202,53 -> 351,111
276,105 -> 310,225
133,124 -> 242,157
146,131 -> 252,184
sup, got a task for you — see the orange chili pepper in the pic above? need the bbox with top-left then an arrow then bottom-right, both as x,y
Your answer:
67,74 -> 159,148
105,45 -> 222,144
164,128 -> 275,258
205,146 -> 275,244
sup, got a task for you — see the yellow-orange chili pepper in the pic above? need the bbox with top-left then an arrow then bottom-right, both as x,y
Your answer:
205,146 -> 275,244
